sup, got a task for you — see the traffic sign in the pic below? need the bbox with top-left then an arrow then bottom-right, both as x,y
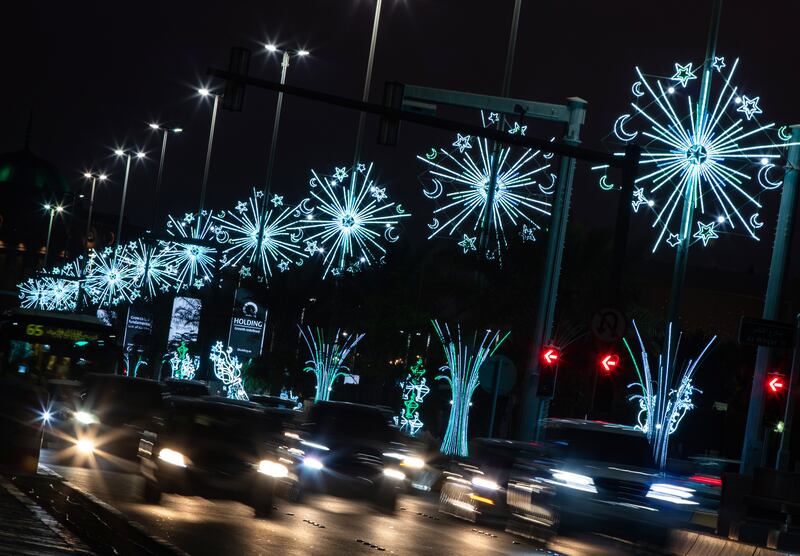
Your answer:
479,355 -> 516,395
591,308 -> 627,342
738,317 -> 795,349
767,374 -> 786,394
542,347 -> 560,365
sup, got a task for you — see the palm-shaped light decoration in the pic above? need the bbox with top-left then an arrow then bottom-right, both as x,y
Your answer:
624,320 -> 716,470
433,320 -> 508,457
298,326 -> 365,401
597,57 -> 795,252
292,163 -> 410,278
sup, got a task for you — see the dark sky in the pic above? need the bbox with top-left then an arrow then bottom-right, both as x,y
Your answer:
6,0 -> 800,277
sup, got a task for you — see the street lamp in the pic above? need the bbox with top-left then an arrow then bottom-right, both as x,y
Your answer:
353,0 -> 384,165
147,122 -> 183,230
112,148 -> 146,246
43,203 -> 64,268
197,87 -> 221,234
82,171 -> 108,245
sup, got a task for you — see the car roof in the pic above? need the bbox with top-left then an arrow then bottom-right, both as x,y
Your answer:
84,373 -> 161,386
472,438 -> 541,450
169,396 -> 268,416
545,418 -> 644,438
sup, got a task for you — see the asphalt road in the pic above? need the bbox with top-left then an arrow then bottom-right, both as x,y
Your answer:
39,450 -> 639,556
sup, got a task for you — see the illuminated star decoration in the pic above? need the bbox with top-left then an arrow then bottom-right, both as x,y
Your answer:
671,62 -> 697,87
666,232 -> 681,248
164,211 -> 219,290
433,321 -> 507,457
356,163 -> 366,173
270,194 -> 284,207
487,112 -> 500,125
277,260 -> 290,272
333,166 -> 348,182
598,57 -> 793,252
625,320 -> 715,470
293,163 -> 410,278
458,234 -> 476,253
213,188 -> 306,281
298,326 -> 365,401
209,341 -> 248,400
418,112 -> 552,260
712,56 -> 726,72
453,134 -> 472,153
693,221 -> 719,246
631,187 -> 648,212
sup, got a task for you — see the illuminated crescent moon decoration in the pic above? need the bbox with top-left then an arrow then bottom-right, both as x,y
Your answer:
599,175 -> 615,191
543,137 -> 555,159
749,213 -> 764,229
778,126 -> 792,142
309,177 -> 321,188
758,163 -> 783,189
296,198 -> 314,215
631,81 -> 644,97
396,204 -> 405,214
425,148 -> 437,160
214,229 -> 230,243
539,173 -> 556,195
384,227 -> 400,242
423,179 -> 444,199
614,114 -> 638,142
290,229 -> 304,242
295,259 -> 304,267
427,218 -> 440,230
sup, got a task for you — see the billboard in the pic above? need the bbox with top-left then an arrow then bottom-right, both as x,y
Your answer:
227,288 -> 267,359
123,305 -> 152,349
168,297 -> 202,346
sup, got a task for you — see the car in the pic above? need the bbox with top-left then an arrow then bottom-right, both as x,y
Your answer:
286,401 -> 419,511
70,374 -> 167,463
249,394 -> 303,411
137,397 -> 287,516
42,379 -> 83,447
439,438 -> 539,523
506,419 -> 701,545
163,378 -> 210,398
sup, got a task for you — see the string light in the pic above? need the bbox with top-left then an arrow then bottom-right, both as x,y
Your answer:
209,341 -> 248,400
298,326 -> 364,401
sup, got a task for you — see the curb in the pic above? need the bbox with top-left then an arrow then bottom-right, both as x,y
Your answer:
671,529 -> 797,556
5,467 -> 189,556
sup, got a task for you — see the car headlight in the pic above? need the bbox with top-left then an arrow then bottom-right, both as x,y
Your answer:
158,448 -> 188,468
258,460 -> 289,478
547,469 -> 598,494
76,438 -> 95,454
303,457 -> 324,470
74,411 -> 99,425
471,476 -> 500,491
384,468 -> 406,481
401,456 -> 425,469
646,483 -> 699,505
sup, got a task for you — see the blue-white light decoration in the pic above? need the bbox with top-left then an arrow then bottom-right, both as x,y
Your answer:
83,246 -> 141,307
597,57 -> 796,252
292,163 -> 410,278
398,357 -> 430,437
213,188 -> 307,280
164,211 -> 220,290
624,320 -> 716,470
121,239 -> 179,297
169,341 -> 199,380
18,259 -> 84,312
279,388 -> 303,410
433,321 -> 506,457
209,341 -> 248,400
418,112 -> 553,260
298,326 -> 365,401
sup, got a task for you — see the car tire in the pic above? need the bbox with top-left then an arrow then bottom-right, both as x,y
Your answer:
375,485 -> 398,514
285,482 -> 303,503
143,479 -> 161,504
252,481 -> 275,518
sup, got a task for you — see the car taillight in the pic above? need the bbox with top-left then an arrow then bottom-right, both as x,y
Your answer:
689,475 -> 722,487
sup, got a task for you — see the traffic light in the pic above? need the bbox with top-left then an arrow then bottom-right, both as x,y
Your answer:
599,353 -> 620,373
541,346 -> 560,366
767,373 -> 786,395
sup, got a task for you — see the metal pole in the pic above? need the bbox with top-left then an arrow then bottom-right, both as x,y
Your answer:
85,176 -> 97,243
116,155 -> 132,246
197,94 -> 220,235
44,208 -> 55,268
487,359 -> 503,437
153,129 -> 169,230
741,125 -> 800,473
518,98 -> 586,440
665,0 -> 723,327
608,145 -> 641,302
353,0 -> 382,166
776,314 -> 800,471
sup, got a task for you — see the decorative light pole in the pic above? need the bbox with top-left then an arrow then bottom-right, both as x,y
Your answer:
147,123 -> 182,230
81,171 -> 107,245
42,203 -> 64,268
353,0 -> 383,165
197,88 -> 221,235
112,148 -> 146,246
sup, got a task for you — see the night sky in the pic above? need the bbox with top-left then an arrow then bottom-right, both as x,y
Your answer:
6,0 -> 800,278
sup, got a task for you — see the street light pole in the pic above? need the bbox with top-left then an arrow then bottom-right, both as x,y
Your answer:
262,50 -> 290,202
116,153 -> 132,246
353,0 -> 383,166
86,176 -> 97,240
197,90 -> 220,236
43,204 -> 58,268
148,123 -> 182,231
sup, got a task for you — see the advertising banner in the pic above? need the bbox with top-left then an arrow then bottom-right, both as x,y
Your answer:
168,297 -> 203,346
227,288 -> 267,359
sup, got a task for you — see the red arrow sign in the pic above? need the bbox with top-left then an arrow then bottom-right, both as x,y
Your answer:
542,348 -> 559,365
768,376 -> 785,393
601,354 -> 619,372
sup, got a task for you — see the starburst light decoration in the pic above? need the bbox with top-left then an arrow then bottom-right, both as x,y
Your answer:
169,341 -> 199,380
433,321 -> 506,457
398,357 -> 430,437
163,211 -> 220,290
83,246 -> 141,307
18,259 -> 84,311
298,326 -> 365,401
209,341 -> 248,400
418,112 -> 553,260
624,320 -> 716,470
598,57 -> 795,252
120,239 -> 179,297
213,188 -> 307,280
292,163 -> 410,278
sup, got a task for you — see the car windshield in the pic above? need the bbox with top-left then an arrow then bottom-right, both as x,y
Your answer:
83,376 -> 163,412
307,404 -> 393,443
470,442 -> 538,469
170,404 -> 282,442
546,428 -> 655,469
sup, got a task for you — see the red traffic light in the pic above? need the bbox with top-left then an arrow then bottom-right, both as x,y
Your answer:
767,374 -> 786,394
542,347 -> 560,365
600,353 -> 620,373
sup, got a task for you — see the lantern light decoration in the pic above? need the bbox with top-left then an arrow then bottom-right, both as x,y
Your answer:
298,326 -> 365,401
209,341 -> 248,400
292,163 -> 410,278
169,341 -> 199,380
624,320 -> 716,470
596,57 -> 797,252
433,320 -> 507,457
418,112 -> 553,261
398,357 -> 431,437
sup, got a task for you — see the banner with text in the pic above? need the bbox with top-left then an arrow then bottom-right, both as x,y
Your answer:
228,288 -> 267,360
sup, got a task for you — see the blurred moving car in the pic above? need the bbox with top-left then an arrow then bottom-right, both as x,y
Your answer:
0,377 -> 49,474
439,438 -> 539,523
43,379 -> 82,447
70,374 -> 166,462
163,378 -> 210,398
507,419 -> 701,545
138,397 -> 287,516
249,394 -> 303,411
286,401 -> 421,511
